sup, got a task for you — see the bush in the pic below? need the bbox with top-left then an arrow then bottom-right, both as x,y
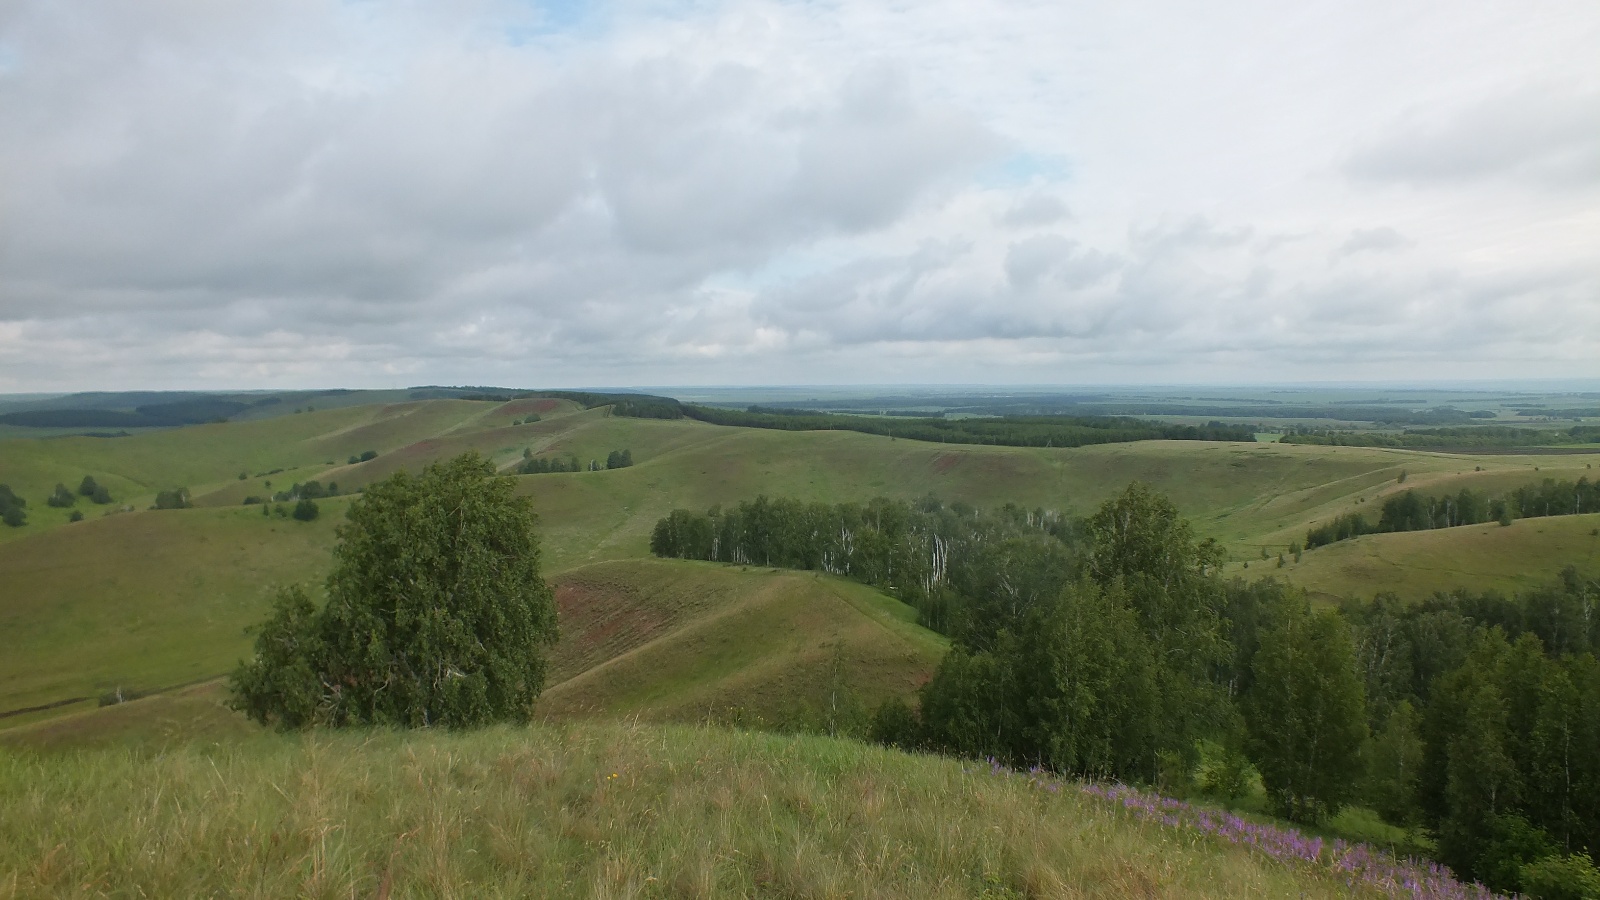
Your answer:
292,499 -> 319,521
1520,853 -> 1600,900
1,506 -> 24,527
78,475 -> 99,496
360,450 -> 378,462
869,696 -> 921,750
46,483 -> 75,508
230,452 -> 558,729
68,510 -> 84,523
90,484 -> 113,504
153,488 -> 191,510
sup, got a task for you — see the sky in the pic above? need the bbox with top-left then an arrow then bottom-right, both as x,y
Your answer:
1,0 -> 1597,391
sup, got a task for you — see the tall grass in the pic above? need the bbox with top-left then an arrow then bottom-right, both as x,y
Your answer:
2,721 -> 1378,898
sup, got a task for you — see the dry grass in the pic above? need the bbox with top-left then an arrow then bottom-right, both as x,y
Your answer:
0,721 -> 1383,898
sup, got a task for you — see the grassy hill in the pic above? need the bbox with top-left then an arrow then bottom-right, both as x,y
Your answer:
536,560 -> 945,727
0,720 -> 1407,898
1264,512 -> 1600,603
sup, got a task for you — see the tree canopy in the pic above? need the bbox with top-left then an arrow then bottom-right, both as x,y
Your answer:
231,451 -> 558,729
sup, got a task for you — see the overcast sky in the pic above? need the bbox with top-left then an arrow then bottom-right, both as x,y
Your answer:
1,1 -> 1597,391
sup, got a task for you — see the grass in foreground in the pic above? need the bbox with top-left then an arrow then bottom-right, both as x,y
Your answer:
1,721 -> 1400,899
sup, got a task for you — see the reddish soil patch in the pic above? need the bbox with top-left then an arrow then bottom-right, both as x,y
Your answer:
931,452 -> 962,474
548,577 -> 672,681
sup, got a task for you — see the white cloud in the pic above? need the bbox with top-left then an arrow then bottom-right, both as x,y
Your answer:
0,0 -> 1597,390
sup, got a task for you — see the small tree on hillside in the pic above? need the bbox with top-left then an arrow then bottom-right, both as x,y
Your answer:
292,498 -> 319,521
78,476 -> 99,496
46,483 -> 75,507
230,451 -> 558,729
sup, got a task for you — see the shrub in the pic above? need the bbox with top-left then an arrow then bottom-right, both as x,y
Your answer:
68,510 -> 84,523
1,506 -> 23,527
153,488 -> 191,510
292,499 -> 319,522
46,483 -> 75,508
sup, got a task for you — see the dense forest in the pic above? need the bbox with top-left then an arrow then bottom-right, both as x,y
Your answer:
1306,477 -> 1600,548
652,487 -> 1600,895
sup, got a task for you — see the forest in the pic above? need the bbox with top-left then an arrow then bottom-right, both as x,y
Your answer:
652,486 -> 1600,894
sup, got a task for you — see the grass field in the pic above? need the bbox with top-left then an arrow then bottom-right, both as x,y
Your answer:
0,721 -> 1399,898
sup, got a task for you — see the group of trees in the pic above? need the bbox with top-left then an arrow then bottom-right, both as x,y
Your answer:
1306,477 -> 1599,549
0,477 -> 116,526
516,448 -> 634,474
650,493 -> 1081,633
0,484 -> 25,527
152,488 -> 191,510
1342,575 -> 1600,888
346,450 -> 378,465
517,450 -> 582,474
652,485 -> 1600,894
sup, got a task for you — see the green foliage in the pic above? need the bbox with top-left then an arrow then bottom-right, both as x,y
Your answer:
1243,604 -> 1368,823
518,450 -> 582,474
0,483 -> 28,527
152,488 -> 191,510
46,483 -> 75,508
1363,700 -> 1424,826
90,483 -> 112,504
291,499 -> 318,521
649,494 -> 1081,638
78,475 -> 99,496
1305,477 -> 1599,549
230,452 -> 558,729
869,696 -> 921,750
1520,852 -> 1600,900
68,510 -> 83,523
682,405 -> 1256,448
605,448 -> 634,469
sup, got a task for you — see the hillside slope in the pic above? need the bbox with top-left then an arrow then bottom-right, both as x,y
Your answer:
0,721 -> 1402,899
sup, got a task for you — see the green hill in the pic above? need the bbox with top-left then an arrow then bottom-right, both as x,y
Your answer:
1265,512 -> 1600,603
536,559 -> 944,727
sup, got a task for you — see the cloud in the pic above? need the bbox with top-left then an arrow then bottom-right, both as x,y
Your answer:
998,194 -> 1071,229
1346,85 -> 1600,188
1336,227 -> 1411,257
0,0 -> 1597,389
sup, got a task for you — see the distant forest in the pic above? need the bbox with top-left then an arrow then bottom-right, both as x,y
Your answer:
1283,425 -> 1600,450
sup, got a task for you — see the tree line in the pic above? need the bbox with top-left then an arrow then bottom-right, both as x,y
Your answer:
1306,477 -> 1600,549
673,406 -> 1256,448
651,486 -> 1600,895
1283,426 -> 1600,450
516,448 -> 633,475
